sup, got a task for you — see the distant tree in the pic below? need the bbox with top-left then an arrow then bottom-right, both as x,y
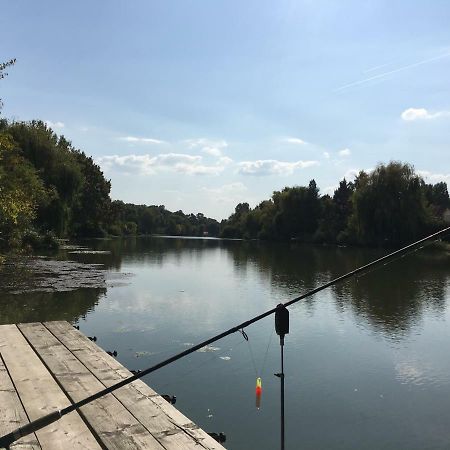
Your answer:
332,178 -> 354,241
272,181 -> 321,240
422,181 -> 450,221
350,162 -> 429,245
0,58 -> 16,112
71,150 -> 111,236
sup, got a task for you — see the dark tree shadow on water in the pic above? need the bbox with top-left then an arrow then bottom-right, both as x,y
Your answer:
222,240 -> 450,340
0,288 -> 105,325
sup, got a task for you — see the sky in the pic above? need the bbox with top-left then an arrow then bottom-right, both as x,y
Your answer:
1,0 -> 450,220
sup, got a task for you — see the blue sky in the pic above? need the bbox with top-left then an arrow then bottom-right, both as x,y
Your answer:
1,0 -> 450,219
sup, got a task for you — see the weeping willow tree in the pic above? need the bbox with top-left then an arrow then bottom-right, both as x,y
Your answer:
350,162 -> 429,246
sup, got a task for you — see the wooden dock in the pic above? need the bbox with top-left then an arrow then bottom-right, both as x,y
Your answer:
0,321 -> 226,449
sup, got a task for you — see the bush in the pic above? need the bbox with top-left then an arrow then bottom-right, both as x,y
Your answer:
22,229 -> 59,251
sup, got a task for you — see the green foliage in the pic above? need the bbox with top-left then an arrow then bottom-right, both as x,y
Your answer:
107,201 -> 220,237
22,230 -> 59,251
1,114 -> 447,250
220,163 -> 449,247
0,132 -> 47,248
71,150 -> 111,237
350,162 -> 428,245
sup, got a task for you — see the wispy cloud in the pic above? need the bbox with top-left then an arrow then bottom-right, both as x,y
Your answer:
283,137 -> 307,145
323,185 -> 338,196
185,138 -> 228,157
417,170 -> 450,184
237,159 -> 319,176
98,153 -> 227,176
202,182 -> 247,194
338,148 -> 351,157
323,152 -> 330,159
218,156 -> 233,166
344,168 -> 361,180
201,182 -> 248,203
45,120 -> 65,129
119,136 -> 165,144
336,51 -> 450,92
401,107 -> 449,121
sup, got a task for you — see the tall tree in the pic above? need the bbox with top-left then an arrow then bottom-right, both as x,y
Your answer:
0,132 -> 46,247
350,162 -> 428,245
71,151 -> 111,236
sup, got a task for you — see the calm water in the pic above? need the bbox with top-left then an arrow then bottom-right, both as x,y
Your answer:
1,237 -> 450,450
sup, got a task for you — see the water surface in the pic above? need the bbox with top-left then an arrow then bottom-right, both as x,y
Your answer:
1,237 -> 450,450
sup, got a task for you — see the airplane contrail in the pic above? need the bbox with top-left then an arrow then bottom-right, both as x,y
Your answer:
362,61 -> 395,73
335,51 -> 450,92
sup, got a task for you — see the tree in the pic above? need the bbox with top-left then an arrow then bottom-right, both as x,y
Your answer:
71,151 -> 111,236
0,132 -> 46,247
0,59 -> 16,112
350,162 -> 428,245
422,181 -> 450,222
7,121 -> 83,236
272,181 -> 321,240
332,178 -> 354,241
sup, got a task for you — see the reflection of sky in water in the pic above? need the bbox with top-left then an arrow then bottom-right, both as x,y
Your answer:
2,238 -> 450,450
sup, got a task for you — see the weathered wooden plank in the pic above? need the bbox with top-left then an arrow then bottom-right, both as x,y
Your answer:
0,325 -> 101,450
0,355 -> 41,450
44,321 -> 225,450
19,323 -> 166,450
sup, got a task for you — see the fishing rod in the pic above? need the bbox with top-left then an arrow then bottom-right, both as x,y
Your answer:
1,226 -> 449,448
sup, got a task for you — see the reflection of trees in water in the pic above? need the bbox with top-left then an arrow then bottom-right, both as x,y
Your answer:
336,252 -> 449,338
222,240 -> 377,293
82,236 -> 223,268
223,241 -> 450,338
0,255 -> 108,325
0,287 -> 105,325
23,236 -> 448,339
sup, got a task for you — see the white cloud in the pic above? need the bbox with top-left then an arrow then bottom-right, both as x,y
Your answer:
201,182 -> 248,204
323,185 -> 337,196
119,136 -> 165,144
98,153 -> 227,176
338,148 -> 351,157
323,152 -> 330,159
401,108 -> 449,121
218,156 -> 233,165
185,138 -> 228,157
344,169 -> 361,180
45,120 -> 65,129
237,159 -> 319,176
417,170 -> 450,184
202,182 -> 247,196
283,137 -> 307,145
203,147 -> 222,156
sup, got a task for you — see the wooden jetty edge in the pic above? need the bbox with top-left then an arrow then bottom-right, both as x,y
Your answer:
0,321 -> 226,449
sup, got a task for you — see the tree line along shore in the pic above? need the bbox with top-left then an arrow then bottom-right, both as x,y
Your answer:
0,119 -> 449,253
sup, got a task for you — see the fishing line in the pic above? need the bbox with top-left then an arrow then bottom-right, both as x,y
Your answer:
356,239 -> 440,280
156,337 -> 248,391
2,226 -> 449,448
243,327 -> 274,387
245,332 -> 259,377
260,328 -> 274,376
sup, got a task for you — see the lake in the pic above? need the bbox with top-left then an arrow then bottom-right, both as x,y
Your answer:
1,237 -> 450,450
